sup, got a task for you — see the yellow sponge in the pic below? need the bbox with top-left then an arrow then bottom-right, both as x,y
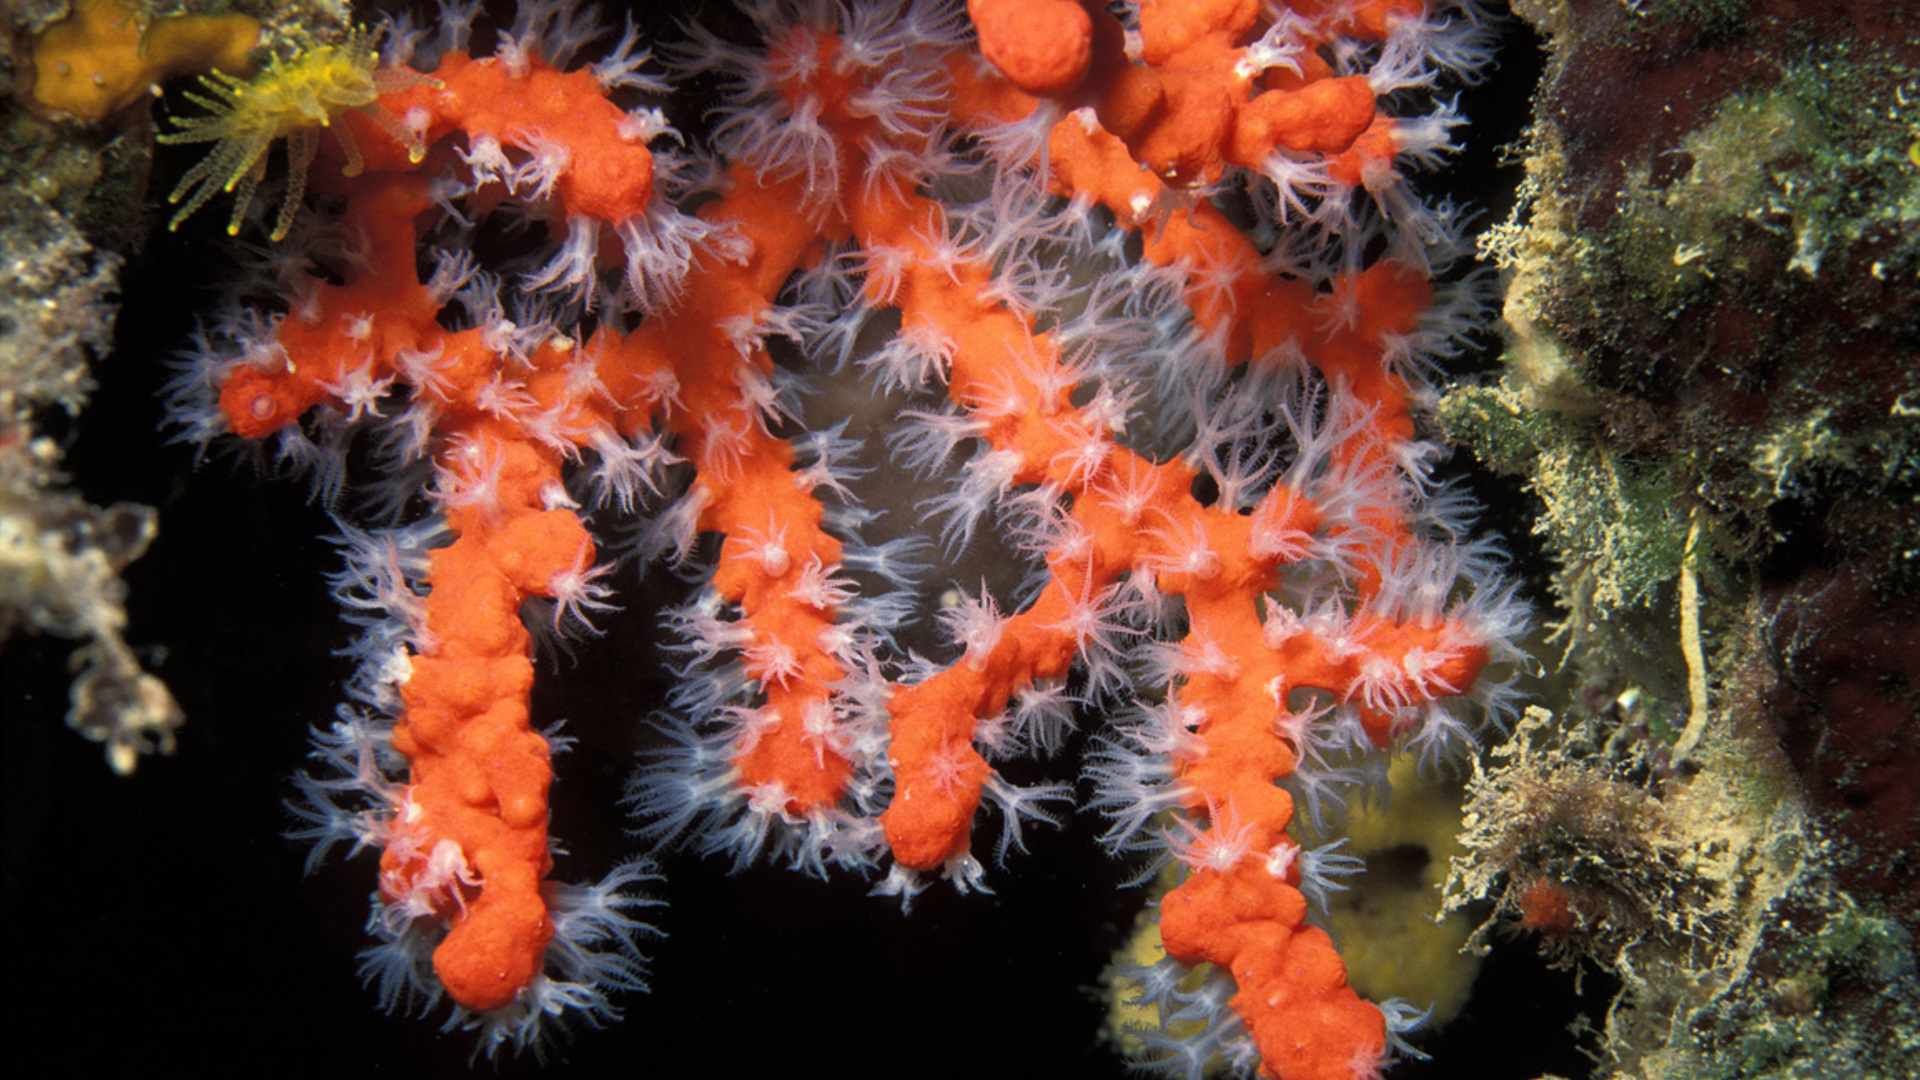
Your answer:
27,0 -> 259,123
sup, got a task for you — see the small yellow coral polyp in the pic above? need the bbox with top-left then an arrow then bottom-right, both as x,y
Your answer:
26,0 -> 259,123
158,29 -> 433,241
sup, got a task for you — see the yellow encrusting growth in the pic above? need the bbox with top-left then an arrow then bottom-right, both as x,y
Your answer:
158,28 -> 434,241
25,0 -> 260,123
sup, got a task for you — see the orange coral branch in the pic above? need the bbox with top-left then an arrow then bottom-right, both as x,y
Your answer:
164,1 -> 1514,1073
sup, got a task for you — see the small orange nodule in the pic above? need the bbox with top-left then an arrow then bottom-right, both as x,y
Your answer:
1514,878 -> 1580,936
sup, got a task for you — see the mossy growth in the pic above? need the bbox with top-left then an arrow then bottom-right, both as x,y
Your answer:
1449,11 -> 1920,639
1610,42 -> 1920,310
1671,890 -> 1920,1080
1440,374 -> 1691,625
1442,699 -> 1920,1080
1631,0 -> 1750,42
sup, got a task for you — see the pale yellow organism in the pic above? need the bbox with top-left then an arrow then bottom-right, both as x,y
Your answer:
158,28 -> 435,241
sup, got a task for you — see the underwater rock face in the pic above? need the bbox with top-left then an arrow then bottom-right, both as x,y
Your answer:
1442,1 -> 1919,1077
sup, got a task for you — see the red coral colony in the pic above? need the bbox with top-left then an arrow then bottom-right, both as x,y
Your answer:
122,1 -> 1526,1076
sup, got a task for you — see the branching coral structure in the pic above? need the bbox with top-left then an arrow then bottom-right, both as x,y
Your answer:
159,1 -> 1525,1074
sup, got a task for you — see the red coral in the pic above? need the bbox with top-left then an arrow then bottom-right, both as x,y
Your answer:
164,1 -> 1516,1073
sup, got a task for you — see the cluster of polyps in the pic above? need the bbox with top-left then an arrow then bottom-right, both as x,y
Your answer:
163,0 -> 1521,1074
